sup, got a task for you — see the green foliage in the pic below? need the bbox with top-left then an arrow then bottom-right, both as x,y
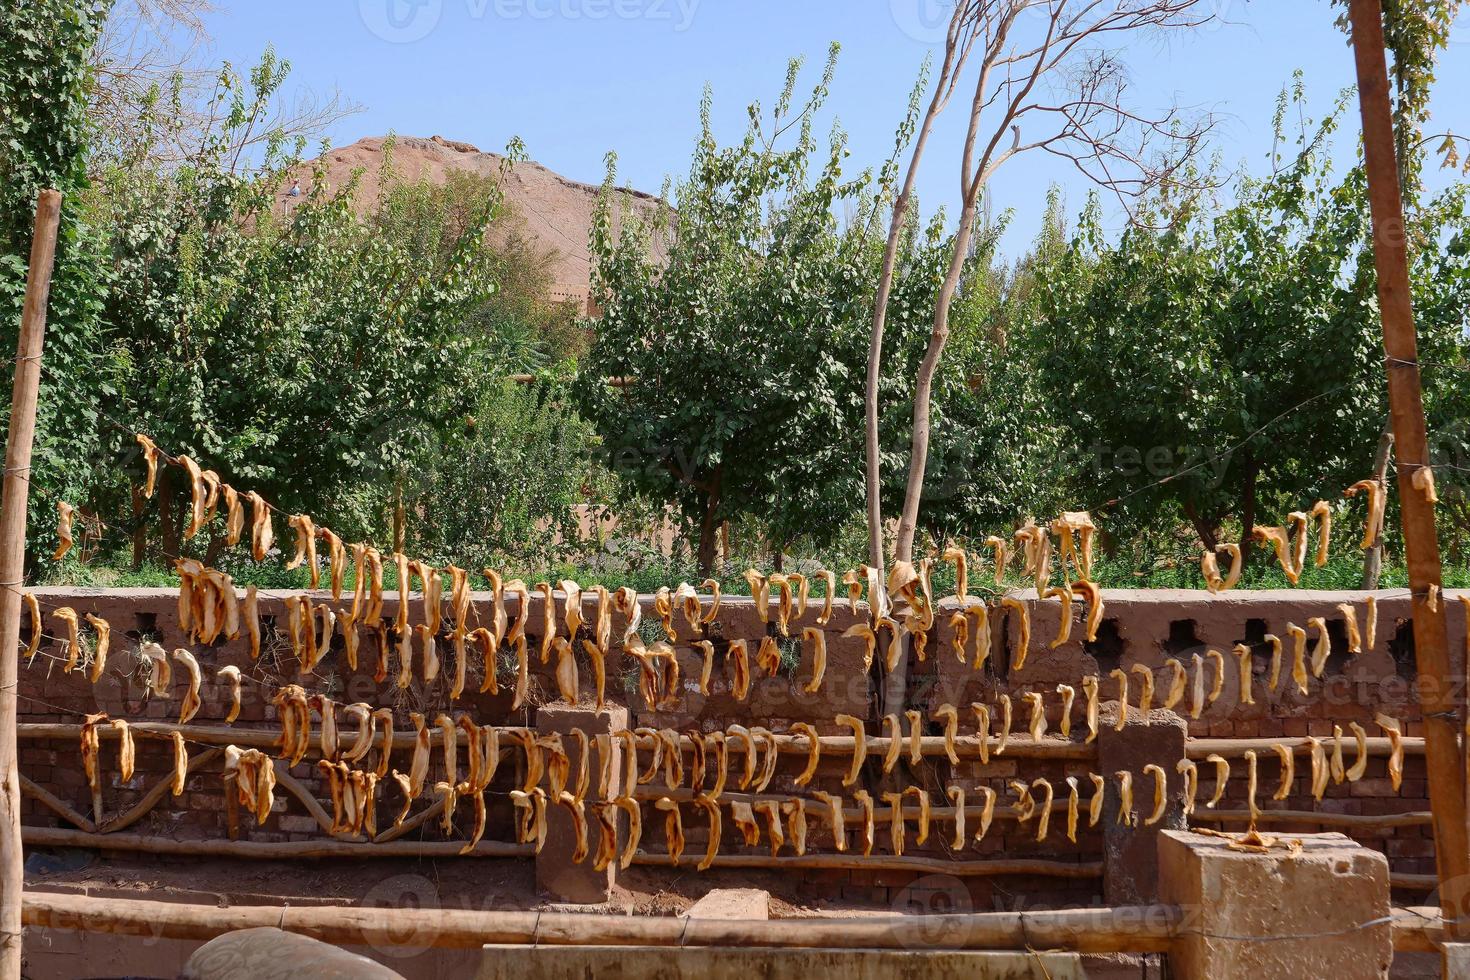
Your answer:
86,62 -> 508,557
1011,82 -> 1470,554
581,47 -> 867,568
0,0 -> 117,559
580,48 -> 969,572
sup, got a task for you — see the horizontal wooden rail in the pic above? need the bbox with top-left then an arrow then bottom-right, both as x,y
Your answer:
22,825 -> 531,860
1186,736 -> 1425,759
20,891 -> 1176,952
630,851 -> 1101,877
1191,809 -> 1432,830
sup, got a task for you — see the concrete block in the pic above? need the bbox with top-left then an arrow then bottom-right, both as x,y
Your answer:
534,703 -> 628,904
474,945 -> 1084,980
1158,830 -> 1392,979
684,888 -> 770,921
1097,704 -> 1186,905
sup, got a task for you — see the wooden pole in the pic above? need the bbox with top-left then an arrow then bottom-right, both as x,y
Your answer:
0,189 -> 61,979
1347,0 -> 1470,935
20,891 -> 1182,953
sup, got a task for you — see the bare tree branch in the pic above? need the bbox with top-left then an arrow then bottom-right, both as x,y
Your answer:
864,0 -> 1221,567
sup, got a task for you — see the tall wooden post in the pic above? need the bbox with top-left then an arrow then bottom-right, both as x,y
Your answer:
0,189 -> 61,978
1347,0 -> 1470,935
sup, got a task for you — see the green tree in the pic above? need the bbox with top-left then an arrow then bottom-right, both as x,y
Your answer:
0,0 -> 117,560
1017,84 -> 1470,555
581,49 -> 880,573
88,59 -> 503,563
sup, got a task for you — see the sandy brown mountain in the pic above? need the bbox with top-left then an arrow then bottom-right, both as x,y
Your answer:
282,134 -> 667,314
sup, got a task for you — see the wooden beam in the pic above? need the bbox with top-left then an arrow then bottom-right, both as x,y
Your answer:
1187,736 -> 1424,759
1191,809 -> 1431,830
1347,0 -> 1470,934
21,825 -> 530,860
631,851 -> 1102,878
0,188 -> 61,980
19,891 -> 1181,953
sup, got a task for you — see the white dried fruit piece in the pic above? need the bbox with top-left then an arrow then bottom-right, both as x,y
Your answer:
836,714 -> 865,787
1176,759 -> 1198,817
1024,692 -> 1047,743
1309,503 -> 1343,568
1308,737 -> 1329,801
971,703 -> 991,765
932,704 -> 960,765
853,790 -> 876,857
1143,764 -> 1167,826
1064,777 -> 1080,843
996,693 -> 1013,756
943,545 -> 968,603
1031,778 -> 1054,841
1346,722 -> 1370,782
1307,616 -> 1331,677
802,626 -> 828,693
1365,596 -> 1378,651
172,648 -> 202,724
974,786 -> 997,843
813,791 -> 847,852
1264,633 -> 1283,691
1109,668 -> 1129,730
1046,586 -> 1073,649
1232,644 -> 1254,705
218,665 -> 242,723
1204,754 -> 1229,808
1001,596 -> 1031,671
1114,771 -> 1134,827
1272,743 -> 1293,801
1376,714 -> 1403,791
1071,580 -> 1104,643
1131,665 -> 1154,713
1344,478 -> 1386,550
1163,658 -> 1187,710
1412,465 -> 1438,504
1055,684 -> 1075,738
1082,675 -> 1100,745
1201,543 -> 1242,593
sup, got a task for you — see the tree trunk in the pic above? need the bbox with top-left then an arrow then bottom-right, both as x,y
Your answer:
894,199 -> 979,562
695,470 -> 723,578
130,485 -> 148,570
392,472 -> 406,555
1238,451 -> 1260,566
1361,426 -> 1394,589
771,546 -> 784,573
157,465 -> 179,563
864,3 -> 974,574
1182,500 -> 1219,552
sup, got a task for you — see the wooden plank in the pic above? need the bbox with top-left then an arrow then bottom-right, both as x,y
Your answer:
0,188 -> 61,980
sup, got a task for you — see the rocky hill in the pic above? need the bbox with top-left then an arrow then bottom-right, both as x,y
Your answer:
283,135 -> 667,314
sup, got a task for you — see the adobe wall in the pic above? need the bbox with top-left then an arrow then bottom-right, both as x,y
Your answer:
15,586 -> 1443,909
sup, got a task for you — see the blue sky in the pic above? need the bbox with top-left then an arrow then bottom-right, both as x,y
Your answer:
196,1 -> 1470,258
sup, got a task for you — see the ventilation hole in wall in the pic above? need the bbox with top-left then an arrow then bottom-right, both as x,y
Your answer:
1323,619 -> 1353,676
134,611 -> 158,642
1163,619 -> 1203,659
1389,619 -> 1417,680
1084,619 -> 1125,671
1238,618 -> 1270,659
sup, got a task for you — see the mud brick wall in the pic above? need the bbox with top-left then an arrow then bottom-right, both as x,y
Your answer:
15,586 -> 1447,907
967,588 -> 1448,885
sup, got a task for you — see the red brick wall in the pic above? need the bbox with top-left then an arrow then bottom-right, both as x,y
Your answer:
16,586 -> 1441,907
